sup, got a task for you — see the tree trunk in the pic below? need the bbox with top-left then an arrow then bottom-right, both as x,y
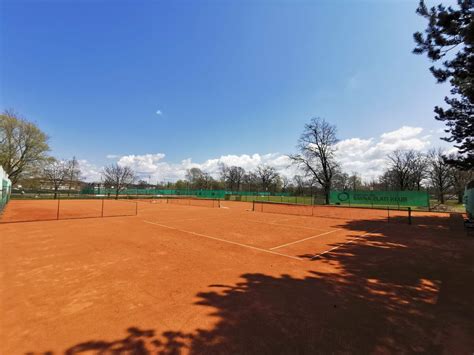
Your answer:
439,191 -> 445,204
458,191 -> 463,204
324,186 -> 330,205
115,189 -> 119,200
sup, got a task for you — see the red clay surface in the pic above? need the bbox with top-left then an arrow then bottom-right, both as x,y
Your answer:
1,199 -> 473,354
0,199 -> 137,223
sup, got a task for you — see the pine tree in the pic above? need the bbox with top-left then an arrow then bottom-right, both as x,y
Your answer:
413,0 -> 473,169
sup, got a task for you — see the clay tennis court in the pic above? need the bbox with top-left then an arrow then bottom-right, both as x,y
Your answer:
1,199 -> 473,354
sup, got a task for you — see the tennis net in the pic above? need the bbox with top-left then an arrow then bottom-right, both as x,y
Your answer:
138,196 -> 220,208
253,201 -> 411,224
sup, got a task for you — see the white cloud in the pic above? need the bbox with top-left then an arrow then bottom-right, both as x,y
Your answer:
111,152 -> 298,183
156,110 -> 162,116
78,160 -> 102,182
335,126 -> 432,181
79,125 -> 447,183
106,154 -> 119,159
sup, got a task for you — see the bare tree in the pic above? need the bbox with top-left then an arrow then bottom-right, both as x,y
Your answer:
410,152 -> 428,191
102,164 -> 136,199
348,173 -> 362,191
185,167 -> 213,189
0,110 -> 50,184
219,163 -> 229,184
280,176 -> 291,192
386,150 -> 413,190
255,165 -> 279,191
42,159 -> 69,199
242,172 -> 258,192
378,170 -> 397,191
332,171 -> 350,190
290,117 -> 339,204
427,148 -> 452,204
293,175 -> 307,195
220,165 -> 246,191
386,150 -> 428,191
448,153 -> 474,203
66,157 -> 81,195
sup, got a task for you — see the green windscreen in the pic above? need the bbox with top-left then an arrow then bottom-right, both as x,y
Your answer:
465,185 -> 474,219
1,178 -> 12,212
329,190 -> 429,207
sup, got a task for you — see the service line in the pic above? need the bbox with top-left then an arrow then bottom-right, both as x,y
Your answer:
269,229 -> 342,250
310,228 -> 385,260
143,220 -> 303,261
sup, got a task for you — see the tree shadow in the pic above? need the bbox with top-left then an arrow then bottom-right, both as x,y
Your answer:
29,214 -> 474,354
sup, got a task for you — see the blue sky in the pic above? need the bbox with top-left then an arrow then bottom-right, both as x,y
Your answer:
0,0 -> 455,181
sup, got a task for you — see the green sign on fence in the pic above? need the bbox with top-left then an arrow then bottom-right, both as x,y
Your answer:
329,190 -> 429,207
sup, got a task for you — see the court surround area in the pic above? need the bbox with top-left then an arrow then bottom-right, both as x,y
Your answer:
1,198 -> 473,354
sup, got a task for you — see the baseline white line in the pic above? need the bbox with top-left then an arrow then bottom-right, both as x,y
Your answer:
269,229 -> 342,250
143,220 -> 303,261
310,228 -> 385,260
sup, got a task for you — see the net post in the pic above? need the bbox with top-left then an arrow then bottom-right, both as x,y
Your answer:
135,202 -> 138,216
57,197 -> 60,220
252,200 -> 255,212
387,206 -> 390,223
101,198 -> 104,217
408,207 -> 412,225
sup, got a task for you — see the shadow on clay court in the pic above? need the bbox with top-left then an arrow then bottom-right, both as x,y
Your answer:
31,214 -> 474,354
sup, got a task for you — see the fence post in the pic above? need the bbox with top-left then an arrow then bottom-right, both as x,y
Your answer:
135,202 -> 138,216
57,197 -> 60,220
252,200 -> 255,212
387,207 -> 390,223
101,198 -> 104,217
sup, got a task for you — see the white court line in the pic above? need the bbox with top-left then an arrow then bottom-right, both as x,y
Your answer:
269,229 -> 342,250
244,218 -> 329,232
153,216 -> 222,224
310,228 -> 384,260
153,213 -> 327,233
143,220 -> 303,261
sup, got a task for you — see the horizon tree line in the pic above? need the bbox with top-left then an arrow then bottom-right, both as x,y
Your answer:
1,111 -> 472,204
